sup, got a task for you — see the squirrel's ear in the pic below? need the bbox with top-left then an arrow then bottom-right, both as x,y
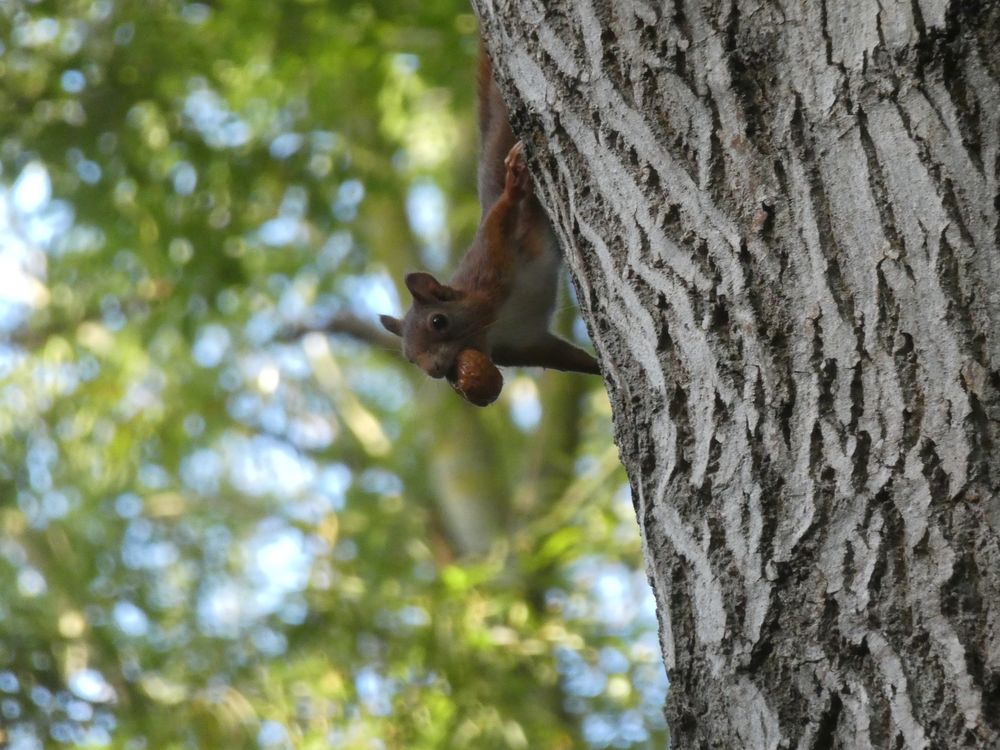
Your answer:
379,314 -> 403,337
405,272 -> 461,303
405,272 -> 444,303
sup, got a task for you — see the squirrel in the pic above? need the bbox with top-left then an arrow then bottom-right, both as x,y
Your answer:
379,50 -> 600,385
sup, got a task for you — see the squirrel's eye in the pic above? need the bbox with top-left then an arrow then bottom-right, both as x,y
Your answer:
430,314 -> 449,331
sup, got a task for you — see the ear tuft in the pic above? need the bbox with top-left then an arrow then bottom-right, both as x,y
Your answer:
379,314 -> 403,337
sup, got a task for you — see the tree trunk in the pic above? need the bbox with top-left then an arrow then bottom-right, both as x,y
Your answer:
473,1 -> 1000,747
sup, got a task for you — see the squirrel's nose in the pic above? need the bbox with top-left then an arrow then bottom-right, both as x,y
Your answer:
418,355 -> 449,379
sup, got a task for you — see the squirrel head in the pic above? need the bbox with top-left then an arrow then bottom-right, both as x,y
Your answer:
380,272 -> 485,379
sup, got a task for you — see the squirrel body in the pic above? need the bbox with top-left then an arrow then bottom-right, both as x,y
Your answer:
380,52 -> 599,382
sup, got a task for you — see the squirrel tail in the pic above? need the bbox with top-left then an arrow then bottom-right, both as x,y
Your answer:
476,45 -> 517,211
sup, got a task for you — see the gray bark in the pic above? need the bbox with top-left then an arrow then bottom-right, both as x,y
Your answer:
473,0 -> 1000,747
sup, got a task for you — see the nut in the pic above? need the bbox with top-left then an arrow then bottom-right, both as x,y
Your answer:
448,348 -> 503,407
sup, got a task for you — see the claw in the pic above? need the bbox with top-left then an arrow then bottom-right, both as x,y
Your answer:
503,141 -> 531,197
504,140 -> 525,171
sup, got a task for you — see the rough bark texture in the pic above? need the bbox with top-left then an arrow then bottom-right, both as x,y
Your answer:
473,0 -> 1000,747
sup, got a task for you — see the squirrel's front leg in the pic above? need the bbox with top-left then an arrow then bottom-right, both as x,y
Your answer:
484,141 -> 550,262
493,333 -> 601,375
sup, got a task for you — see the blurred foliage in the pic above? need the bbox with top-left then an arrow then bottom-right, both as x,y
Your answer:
0,1 -> 667,748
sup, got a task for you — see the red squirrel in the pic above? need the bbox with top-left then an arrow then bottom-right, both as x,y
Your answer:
379,52 -> 600,385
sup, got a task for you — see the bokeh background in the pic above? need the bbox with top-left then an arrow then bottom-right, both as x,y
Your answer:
0,1 -> 667,748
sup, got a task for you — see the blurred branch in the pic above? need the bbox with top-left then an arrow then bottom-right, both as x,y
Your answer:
7,308 -> 404,360
3,284 -> 170,351
281,312 -> 402,353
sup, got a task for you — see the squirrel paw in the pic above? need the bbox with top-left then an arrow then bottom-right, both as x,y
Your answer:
503,141 -> 531,197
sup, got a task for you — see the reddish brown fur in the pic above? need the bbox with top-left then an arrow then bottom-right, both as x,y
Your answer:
379,47 -> 600,382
